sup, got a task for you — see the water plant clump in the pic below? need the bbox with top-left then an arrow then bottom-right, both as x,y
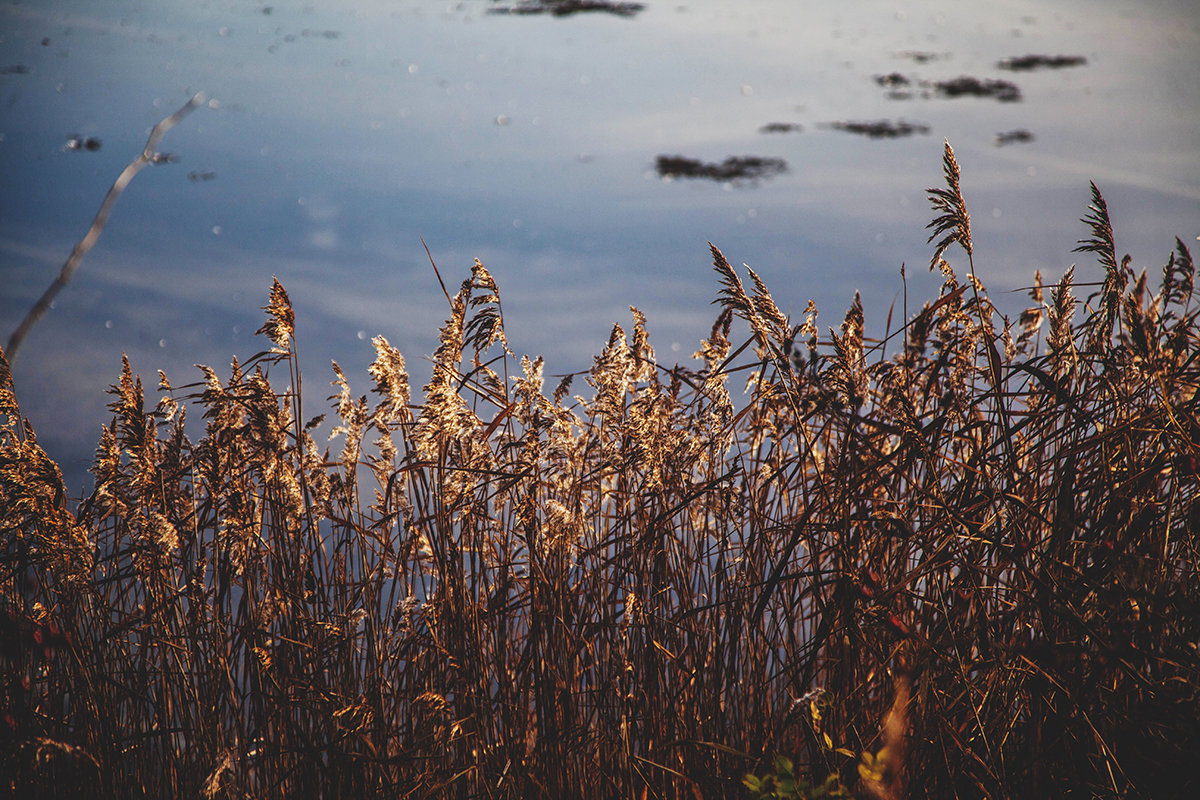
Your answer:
488,0 -> 645,17
998,54 -> 1088,71
656,153 -> 789,183
933,75 -> 1022,101
1,143 -> 1197,799
760,123 -> 804,134
995,128 -> 1035,146
826,120 -> 931,139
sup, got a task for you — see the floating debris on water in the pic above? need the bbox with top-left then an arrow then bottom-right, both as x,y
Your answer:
876,73 -> 914,99
826,120 -> 931,139
995,129 -> 1034,146
1,64 -> 30,75
934,76 -> 1021,102
188,171 -> 218,181
655,155 -> 787,183
998,54 -> 1087,71
875,72 -> 910,87
896,50 -> 944,63
65,135 -> 102,151
758,122 -> 803,134
489,0 -> 645,17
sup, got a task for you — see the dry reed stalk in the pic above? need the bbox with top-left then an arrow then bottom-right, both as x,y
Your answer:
5,93 -> 206,362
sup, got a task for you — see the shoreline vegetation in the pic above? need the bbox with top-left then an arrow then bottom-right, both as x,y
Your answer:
2,143 -> 1197,799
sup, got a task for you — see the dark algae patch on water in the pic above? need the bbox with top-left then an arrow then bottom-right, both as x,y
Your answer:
655,154 -> 788,183
895,49 -> 946,63
877,75 -> 1023,103
999,54 -> 1088,70
758,122 -> 804,134
875,72 -> 911,88
934,76 -> 1022,102
488,0 -> 645,17
826,119 -> 931,138
995,129 -> 1035,146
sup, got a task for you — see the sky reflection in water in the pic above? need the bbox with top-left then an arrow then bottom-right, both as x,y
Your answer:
1,0 -> 1197,491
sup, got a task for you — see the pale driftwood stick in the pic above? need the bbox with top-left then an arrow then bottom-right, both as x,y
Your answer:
6,92 -> 207,362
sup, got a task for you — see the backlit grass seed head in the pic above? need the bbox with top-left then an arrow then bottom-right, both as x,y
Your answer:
300,426 -> 332,508
0,437 -> 94,588
246,370 -> 293,469
329,361 -> 371,471
589,322 -> 634,418
1074,183 -> 1127,351
465,259 -> 511,358
630,306 -> 656,382
1161,237 -> 1195,312
1074,182 -> 1118,277
201,751 -> 234,800
413,283 -> 491,470
139,509 -> 179,553
543,498 -> 582,556
693,308 -> 733,369
800,300 -> 818,352
156,370 -> 181,424
518,353 -> 545,396
1015,271 -> 1047,354
926,140 -> 973,270
218,487 -> 259,576
1048,266 -> 1078,376
0,345 -> 17,427
747,265 -> 790,355
255,277 -> 294,349
368,336 -> 412,426
711,243 -> 776,350
830,293 -> 866,407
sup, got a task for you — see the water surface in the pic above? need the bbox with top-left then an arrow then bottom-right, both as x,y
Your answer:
1,0 -> 1197,491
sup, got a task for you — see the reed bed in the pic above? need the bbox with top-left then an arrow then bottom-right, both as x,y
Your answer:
2,143 -> 1197,799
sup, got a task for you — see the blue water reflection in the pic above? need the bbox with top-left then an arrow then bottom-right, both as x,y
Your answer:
1,0 -> 1197,492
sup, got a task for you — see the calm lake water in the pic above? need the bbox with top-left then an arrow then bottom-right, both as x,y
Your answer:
1,0 -> 1197,491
